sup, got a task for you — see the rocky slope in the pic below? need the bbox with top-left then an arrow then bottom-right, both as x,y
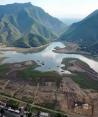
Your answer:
0,3 -> 66,47
60,10 -> 98,54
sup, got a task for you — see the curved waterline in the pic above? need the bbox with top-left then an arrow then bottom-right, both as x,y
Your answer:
1,42 -> 98,74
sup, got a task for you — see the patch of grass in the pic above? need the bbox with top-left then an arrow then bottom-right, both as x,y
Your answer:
19,67 -> 61,79
61,58 -> 73,69
71,72 -> 98,90
6,99 -> 19,109
62,58 -> 89,70
0,64 -> 9,76
18,67 -> 62,88
62,58 -> 98,90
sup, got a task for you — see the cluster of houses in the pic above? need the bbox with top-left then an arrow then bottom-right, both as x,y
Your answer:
73,101 -> 92,116
0,101 -> 50,117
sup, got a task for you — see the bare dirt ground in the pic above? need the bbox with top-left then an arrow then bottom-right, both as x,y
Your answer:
0,60 -> 98,117
0,44 -> 48,53
53,42 -> 90,55
62,58 -> 98,81
0,76 -> 97,117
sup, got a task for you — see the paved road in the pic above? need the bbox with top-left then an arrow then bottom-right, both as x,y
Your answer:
0,108 -> 20,117
4,110 -> 19,117
0,94 -> 68,117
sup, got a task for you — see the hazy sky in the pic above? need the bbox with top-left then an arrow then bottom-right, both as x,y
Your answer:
0,0 -> 98,18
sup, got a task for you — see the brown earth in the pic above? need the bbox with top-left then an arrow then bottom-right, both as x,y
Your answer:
0,44 -> 48,53
53,43 -> 90,55
0,60 -> 98,117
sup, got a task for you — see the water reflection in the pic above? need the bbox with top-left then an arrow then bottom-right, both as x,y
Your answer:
1,42 -> 98,74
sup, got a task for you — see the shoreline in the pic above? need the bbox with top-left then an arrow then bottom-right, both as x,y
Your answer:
53,42 -> 98,61
0,44 -> 48,53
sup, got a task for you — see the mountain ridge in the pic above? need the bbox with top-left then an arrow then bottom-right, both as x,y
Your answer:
60,10 -> 98,54
0,2 -> 65,47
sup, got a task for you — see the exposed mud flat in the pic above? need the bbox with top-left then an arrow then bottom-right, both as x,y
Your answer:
0,60 -> 98,117
53,42 -> 90,55
0,44 -> 48,53
0,42 -> 98,117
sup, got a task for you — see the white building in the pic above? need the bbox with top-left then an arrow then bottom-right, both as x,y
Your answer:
40,112 -> 49,117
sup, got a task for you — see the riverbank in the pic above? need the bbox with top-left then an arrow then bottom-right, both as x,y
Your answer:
53,42 -> 98,61
0,44 -> 48,53
0,59 -> 98,117
62,58 -> 98,90
53,42 -> 91,55
0,42 -> 98,116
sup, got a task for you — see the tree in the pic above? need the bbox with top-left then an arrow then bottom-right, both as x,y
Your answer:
54,113 -> 67,117
6,99 -> 19,109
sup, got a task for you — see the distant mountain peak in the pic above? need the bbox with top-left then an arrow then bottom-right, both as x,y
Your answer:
4,2 -> 33,8
7,2 -> 32,5
60,10 -> 98,54
0,2 -> 65,47
91,9 -> 98,15
84,9 -> 98,20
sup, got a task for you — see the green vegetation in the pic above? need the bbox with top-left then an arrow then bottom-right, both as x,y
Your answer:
19,67 -> 62,88
38,100 -> 57,110
0,3 -> 65,47
19,68 -> 60,79
0,62 -> 62,88
0,64 -> 9,77
62,58 -> 98,90
62,58 -> 89,70
14,33 -> 48,48
25,104 -> 35,112
61,58 -> 72,69
81,42 -> 98,55
71,72 -> 98,90
60,9 -> 98,55
53,113 -> 67,117
27,105 -> 67,117
6,99 -> 19,109
0,93 -> 67,117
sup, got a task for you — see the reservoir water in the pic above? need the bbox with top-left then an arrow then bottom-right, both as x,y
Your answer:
0,42 -> 98,74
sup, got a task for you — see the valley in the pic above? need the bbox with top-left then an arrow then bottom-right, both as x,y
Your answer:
0,2 -> 98,117
0,3 -> 66,48
0,42 -> 98,117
